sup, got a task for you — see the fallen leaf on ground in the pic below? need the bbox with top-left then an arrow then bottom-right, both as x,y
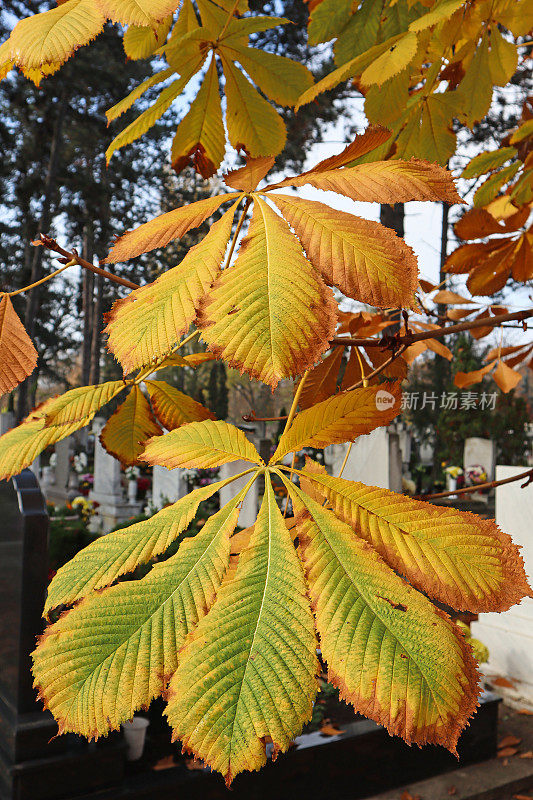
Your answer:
401,792 -> 421,800
519,751 -> 533,759
499,735 -> 522,748
319,724 -> 346,736
518,709 -> 533,715
498,747 -> 519,758
513,795 -> 533,799
152,755 -> 176,771
492,676 -> 517,688
447,786 -> 457,795
185,757 -> 205,771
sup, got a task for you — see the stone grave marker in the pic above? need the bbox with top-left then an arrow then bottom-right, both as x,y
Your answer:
324,427 -> 402,492
152,465 -> 185,509
89,418 -> 142,533
0,470 -> 125,799
472,465 -> 533,705
464,437 -> 496,481
219,460 -> 259,528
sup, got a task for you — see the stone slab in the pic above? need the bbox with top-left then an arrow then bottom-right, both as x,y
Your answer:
362,705 -> 533,800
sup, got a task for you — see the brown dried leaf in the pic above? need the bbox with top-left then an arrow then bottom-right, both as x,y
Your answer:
0,294 -> 38,396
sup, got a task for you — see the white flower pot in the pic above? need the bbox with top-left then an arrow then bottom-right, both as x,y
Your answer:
121,716 -> 149,760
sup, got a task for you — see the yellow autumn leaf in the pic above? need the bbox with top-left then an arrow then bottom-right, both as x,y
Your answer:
123,16 -> 173,60
296,35 -> 404,111
197,196 -> 337,387
360,31 -> 419,88
44,477 -> 236,615
94,0 -> 180,26
145,380 -> 216,429
296,348 -> 344,410
165,479 -> 318,785
3,0 -> 105,71
32,493 -> 247,737
493,359 -> 522,393
269,194 -> 418,308
221,55 -> 286,157
105,67 -> 174,124
272,383 -> 401,462
104,202 -> 239,374
0,414 -> 92,482
221,41 -> 313,106
300,465 -> 531,612
288,486 -> 479,753
0,294 -> 38,396
267,158 -> 462,204
104,192 -> 239,263
105,58 -> 205,162
170,57 -> 225,178
224,156 -> 275,192
100,386 -> 162,465
42,381 -> 124,426
141,419 -> 263,469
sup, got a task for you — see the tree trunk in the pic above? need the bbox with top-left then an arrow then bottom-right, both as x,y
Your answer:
89,274 -> 103,384
380,203 -> 405,335
16,88 -> 68,420
81,222 -> 95,386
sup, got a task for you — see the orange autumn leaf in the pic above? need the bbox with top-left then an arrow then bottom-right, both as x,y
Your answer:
0,294 -> 38,396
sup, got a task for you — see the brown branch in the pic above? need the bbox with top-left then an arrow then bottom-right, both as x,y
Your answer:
345,344 -> 408,391
242,412 -> 288,422
332,309 -> 533,349
417,468 -> 533,501
35,234 -> 139,291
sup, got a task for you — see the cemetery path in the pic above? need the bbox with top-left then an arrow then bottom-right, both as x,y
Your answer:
361,704 -> 533,800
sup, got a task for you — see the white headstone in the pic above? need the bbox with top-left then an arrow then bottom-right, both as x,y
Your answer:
325,427 -> 402,491
54,438 -> 72,492
472,466 -> 533,706
152,465 -> 185,508
90,417 -> 142,533
219,460 -> 259,528
464,437 -> 496,481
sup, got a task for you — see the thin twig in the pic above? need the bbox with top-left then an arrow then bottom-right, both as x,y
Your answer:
7,260 -> 75,296
336,442 -> 353,479
282,371 -> 310,517
35,234 -> 139,290
332,309 -> 533,349
242,412 -> 288,422
418,468 -> 533,501
345,344 -> 407,391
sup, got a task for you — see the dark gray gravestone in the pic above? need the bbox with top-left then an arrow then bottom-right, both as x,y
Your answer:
0,470 -> 125,800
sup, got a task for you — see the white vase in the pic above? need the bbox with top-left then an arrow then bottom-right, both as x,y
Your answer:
121,716 -> 149,760
128,479 -> 137,503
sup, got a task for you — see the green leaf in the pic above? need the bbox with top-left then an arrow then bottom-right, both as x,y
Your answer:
287,483 -> 479,753
44,477 -> 242,616
299,465 -> 531,612
33,490 -> 249,737
141,419 -> 263,468
272,384 -> 401,462
165,479 -> 318,784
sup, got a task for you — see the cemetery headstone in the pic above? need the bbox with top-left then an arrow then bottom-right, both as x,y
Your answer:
219,461 -> 259,528
152,465 -> 185,509
90,418 -> 142,533
325,428 -> 402,492
472,465 -> 533,705
464,437 -> 496,481
0,470 -> 126,799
